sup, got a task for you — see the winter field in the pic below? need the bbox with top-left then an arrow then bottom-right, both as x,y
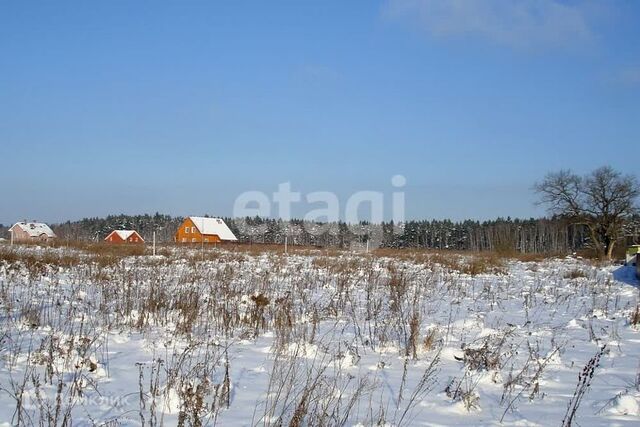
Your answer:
0,244 -> 639,426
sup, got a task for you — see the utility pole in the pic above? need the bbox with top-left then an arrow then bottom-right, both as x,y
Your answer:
10,227 -> 14,246
284,223 -> 289,255
152,230 -> 156,256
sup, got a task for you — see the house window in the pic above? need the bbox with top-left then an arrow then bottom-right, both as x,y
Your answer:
182,238 -> 186,242
191,227 -> 196,233
204,238 -> 209,242
185,227 -> 189,233
192,238 -> 196,242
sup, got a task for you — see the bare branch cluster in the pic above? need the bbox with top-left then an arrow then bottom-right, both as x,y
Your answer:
535,166 -> 639,258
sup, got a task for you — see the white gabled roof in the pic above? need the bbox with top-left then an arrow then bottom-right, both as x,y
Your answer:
108,230 -> 141,241
189,217 -> 237,241
10,222 -> 56,238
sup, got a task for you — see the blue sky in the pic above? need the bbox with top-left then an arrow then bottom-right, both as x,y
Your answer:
1,0 -> 639,224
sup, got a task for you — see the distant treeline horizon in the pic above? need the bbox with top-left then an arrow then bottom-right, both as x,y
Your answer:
1,213 -> 638,255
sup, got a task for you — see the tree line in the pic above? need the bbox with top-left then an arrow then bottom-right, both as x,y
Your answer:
0,213 -> 635,257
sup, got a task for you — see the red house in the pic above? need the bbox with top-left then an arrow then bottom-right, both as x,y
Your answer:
104,230 -> 144,244
9,221 -> 57,243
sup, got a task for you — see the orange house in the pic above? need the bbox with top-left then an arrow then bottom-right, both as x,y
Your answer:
105,230 -> 145,244
175,217 -> 238,244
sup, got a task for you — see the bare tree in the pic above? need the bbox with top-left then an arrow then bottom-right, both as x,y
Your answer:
535,166 -> 639,259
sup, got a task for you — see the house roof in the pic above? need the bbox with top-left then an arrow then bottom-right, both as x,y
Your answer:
107,230 -> 142,241
10,222 -> 56,238
189,217 -> 238,241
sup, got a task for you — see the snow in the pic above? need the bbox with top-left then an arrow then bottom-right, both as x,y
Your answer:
0,247 -> 639,425
609,394 -> 640,416
189,216 -> 238,241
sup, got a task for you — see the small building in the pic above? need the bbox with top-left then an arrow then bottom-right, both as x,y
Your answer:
626,245 -> 640,266
104,230 -> 144,244
175,217 -> 237,244
9,221 -> 57,242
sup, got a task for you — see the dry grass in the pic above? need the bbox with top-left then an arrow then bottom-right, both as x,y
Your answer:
0,247 -> 81,269
224,242 -> 333,257
420,252 -> 507,276
631,305 -> 640,327
373,248 -> 557,275
564,269 -> 589,279
0,239 -> 623,425
0,242 -> 146,270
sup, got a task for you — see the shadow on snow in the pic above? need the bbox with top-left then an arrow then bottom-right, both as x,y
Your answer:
612,265 -> 639,287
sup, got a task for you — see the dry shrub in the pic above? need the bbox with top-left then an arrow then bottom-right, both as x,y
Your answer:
445,374 -> 480,411
373,247 -> 432,263
78,243 -> 145,268
407,311 -> 420,359
374,247 -> 558,266
22,306 -> 41,329
0,248 -> 81,271
387,266 -> 408,314
427,252 -> 464,272
463,343 -> 501,371
7,240 -> 146,269
462,331 -> 512,372
223,242 -> 330,257
173,289 -> 201,335
136,284 -> 171,329
512,252 -> 560,262
312,256 -> 363,276
460,256 -> 506,276
0,249 -> 19,264
425,252 -> 506,276
422,328 -> 439,352
183,250 -> 223,266
564,269 -> 588,279
157,247 -> 173,257
85,243 -> 146,257
273,295 -> 295,350
630,305 -> 640,327
177,380 -> 209,427
575,247 -> 604,260
250,293 -> 270,335
311,256 -> 331,269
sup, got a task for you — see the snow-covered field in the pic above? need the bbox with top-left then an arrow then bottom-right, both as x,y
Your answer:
1,246 -> 639,426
